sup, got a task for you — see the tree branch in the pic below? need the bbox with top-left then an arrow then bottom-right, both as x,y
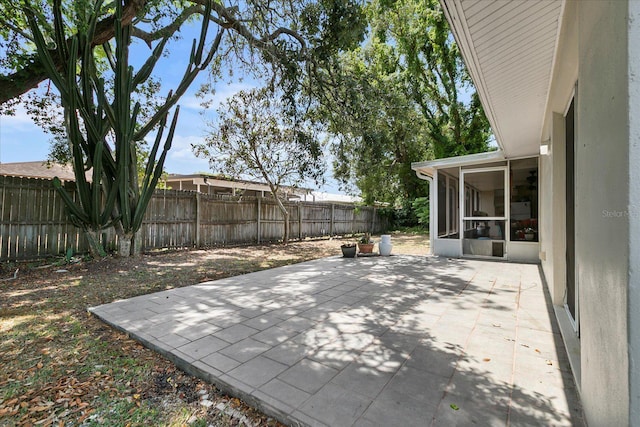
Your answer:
209,1 -> 307,60
0,0 -> 146,105
130,4 -> 203,47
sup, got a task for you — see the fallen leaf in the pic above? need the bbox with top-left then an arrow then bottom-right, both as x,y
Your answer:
535,348 -> 541,353
483,358 -> 491,362
450,404 -> 459,411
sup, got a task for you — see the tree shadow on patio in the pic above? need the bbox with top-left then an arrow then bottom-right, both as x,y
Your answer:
90,254 -> 585,426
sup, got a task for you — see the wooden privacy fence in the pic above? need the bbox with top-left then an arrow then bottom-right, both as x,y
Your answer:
0,175 -> 388,261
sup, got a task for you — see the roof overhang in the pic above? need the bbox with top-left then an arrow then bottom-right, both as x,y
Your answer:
441,0 -> 565,157
166,174 -> 312,194
412,150 -> 506,178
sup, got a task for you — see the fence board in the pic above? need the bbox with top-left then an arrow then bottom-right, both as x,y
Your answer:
0,176 -> 388,260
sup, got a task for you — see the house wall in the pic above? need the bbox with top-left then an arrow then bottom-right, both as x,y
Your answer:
627,0 -> 640,424
539,0 -> 577,308
433,239 -> 460,258
540,1 -> 632,424
506,242 -> 538,263
576,2 -> 629,425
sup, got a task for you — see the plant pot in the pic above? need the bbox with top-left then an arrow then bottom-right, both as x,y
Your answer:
379,236 -> 392,256
358,243 -> 375,254
341,245 -> 357,258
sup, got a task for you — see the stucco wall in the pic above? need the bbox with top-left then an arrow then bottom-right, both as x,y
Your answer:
577,1 -> 629,424
540,0 -> 578,309
627,0 -> 640,424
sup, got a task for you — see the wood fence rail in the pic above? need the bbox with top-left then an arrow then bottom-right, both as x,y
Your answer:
0,175 -> 388,261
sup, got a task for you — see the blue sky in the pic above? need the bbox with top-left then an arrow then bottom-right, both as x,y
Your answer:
0,21 -> 347,194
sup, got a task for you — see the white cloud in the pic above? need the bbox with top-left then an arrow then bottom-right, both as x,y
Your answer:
178,81 -> 257,112
167,134 -> 203,158
0,105 -> 40,130
0,105 -> 53,163
160,133 -> 209,174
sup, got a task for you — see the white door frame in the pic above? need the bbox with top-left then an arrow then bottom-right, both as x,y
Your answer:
459,166 -> 509,259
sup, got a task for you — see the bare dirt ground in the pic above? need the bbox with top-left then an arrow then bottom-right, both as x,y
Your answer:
0,231 -> 428,426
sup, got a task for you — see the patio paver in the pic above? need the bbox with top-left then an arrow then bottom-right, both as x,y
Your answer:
89,255 -> 585,426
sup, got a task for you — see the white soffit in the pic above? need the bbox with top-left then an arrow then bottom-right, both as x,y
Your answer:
441,0 -> 564,158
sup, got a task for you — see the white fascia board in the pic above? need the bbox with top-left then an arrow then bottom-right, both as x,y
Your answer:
411,150 -> 506,179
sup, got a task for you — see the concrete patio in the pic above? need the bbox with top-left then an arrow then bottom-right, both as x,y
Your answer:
89,255 -> 584,426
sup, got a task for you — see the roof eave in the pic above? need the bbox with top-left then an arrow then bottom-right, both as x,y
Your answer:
439,0 -> 507,153
411,150 -> 506,179
439,0 -> 565,158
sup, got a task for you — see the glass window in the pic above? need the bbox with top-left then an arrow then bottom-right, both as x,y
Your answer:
449,185 -> 457,233
437,176 -> 447,237
509,158 -> 539,242
437,173 -> 459,239
465,189 -> 471,217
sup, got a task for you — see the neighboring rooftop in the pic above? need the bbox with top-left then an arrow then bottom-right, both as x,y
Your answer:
166,173 -> 313,200
305,191 -> 362,204
0,161 -> 81,181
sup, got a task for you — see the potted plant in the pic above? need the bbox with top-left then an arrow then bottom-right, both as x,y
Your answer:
341,242 -> 357,258
358,232 -> 375,254
524,227 -> 536,241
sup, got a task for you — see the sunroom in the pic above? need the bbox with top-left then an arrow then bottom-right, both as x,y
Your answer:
412,151 -> 540,263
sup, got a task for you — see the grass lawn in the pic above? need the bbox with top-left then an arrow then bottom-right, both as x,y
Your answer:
0,232 -> 428,426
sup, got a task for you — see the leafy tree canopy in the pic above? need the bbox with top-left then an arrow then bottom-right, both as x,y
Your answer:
4,0 -> 366,256
0,0 -> 367,166
316,0 -> 491,205
0,0 -> 366,106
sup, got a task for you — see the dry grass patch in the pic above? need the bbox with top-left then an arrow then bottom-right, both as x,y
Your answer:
0,233 -> 428,426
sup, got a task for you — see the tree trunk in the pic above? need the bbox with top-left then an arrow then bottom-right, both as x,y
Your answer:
84,230 -> 107,258
117,233 -> 133,257
272,196 -> 290,245
283,210 -> 290,245
131,232 -> 143,257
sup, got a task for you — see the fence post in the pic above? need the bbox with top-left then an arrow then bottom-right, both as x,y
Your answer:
330,204 -> 335,237
351,205 -> 356,234
298,203 -> 303,240
195,192 -> 201,248
257,197 -> 261,244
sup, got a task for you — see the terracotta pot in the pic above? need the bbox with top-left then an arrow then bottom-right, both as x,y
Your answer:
358,243 -> 375,254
